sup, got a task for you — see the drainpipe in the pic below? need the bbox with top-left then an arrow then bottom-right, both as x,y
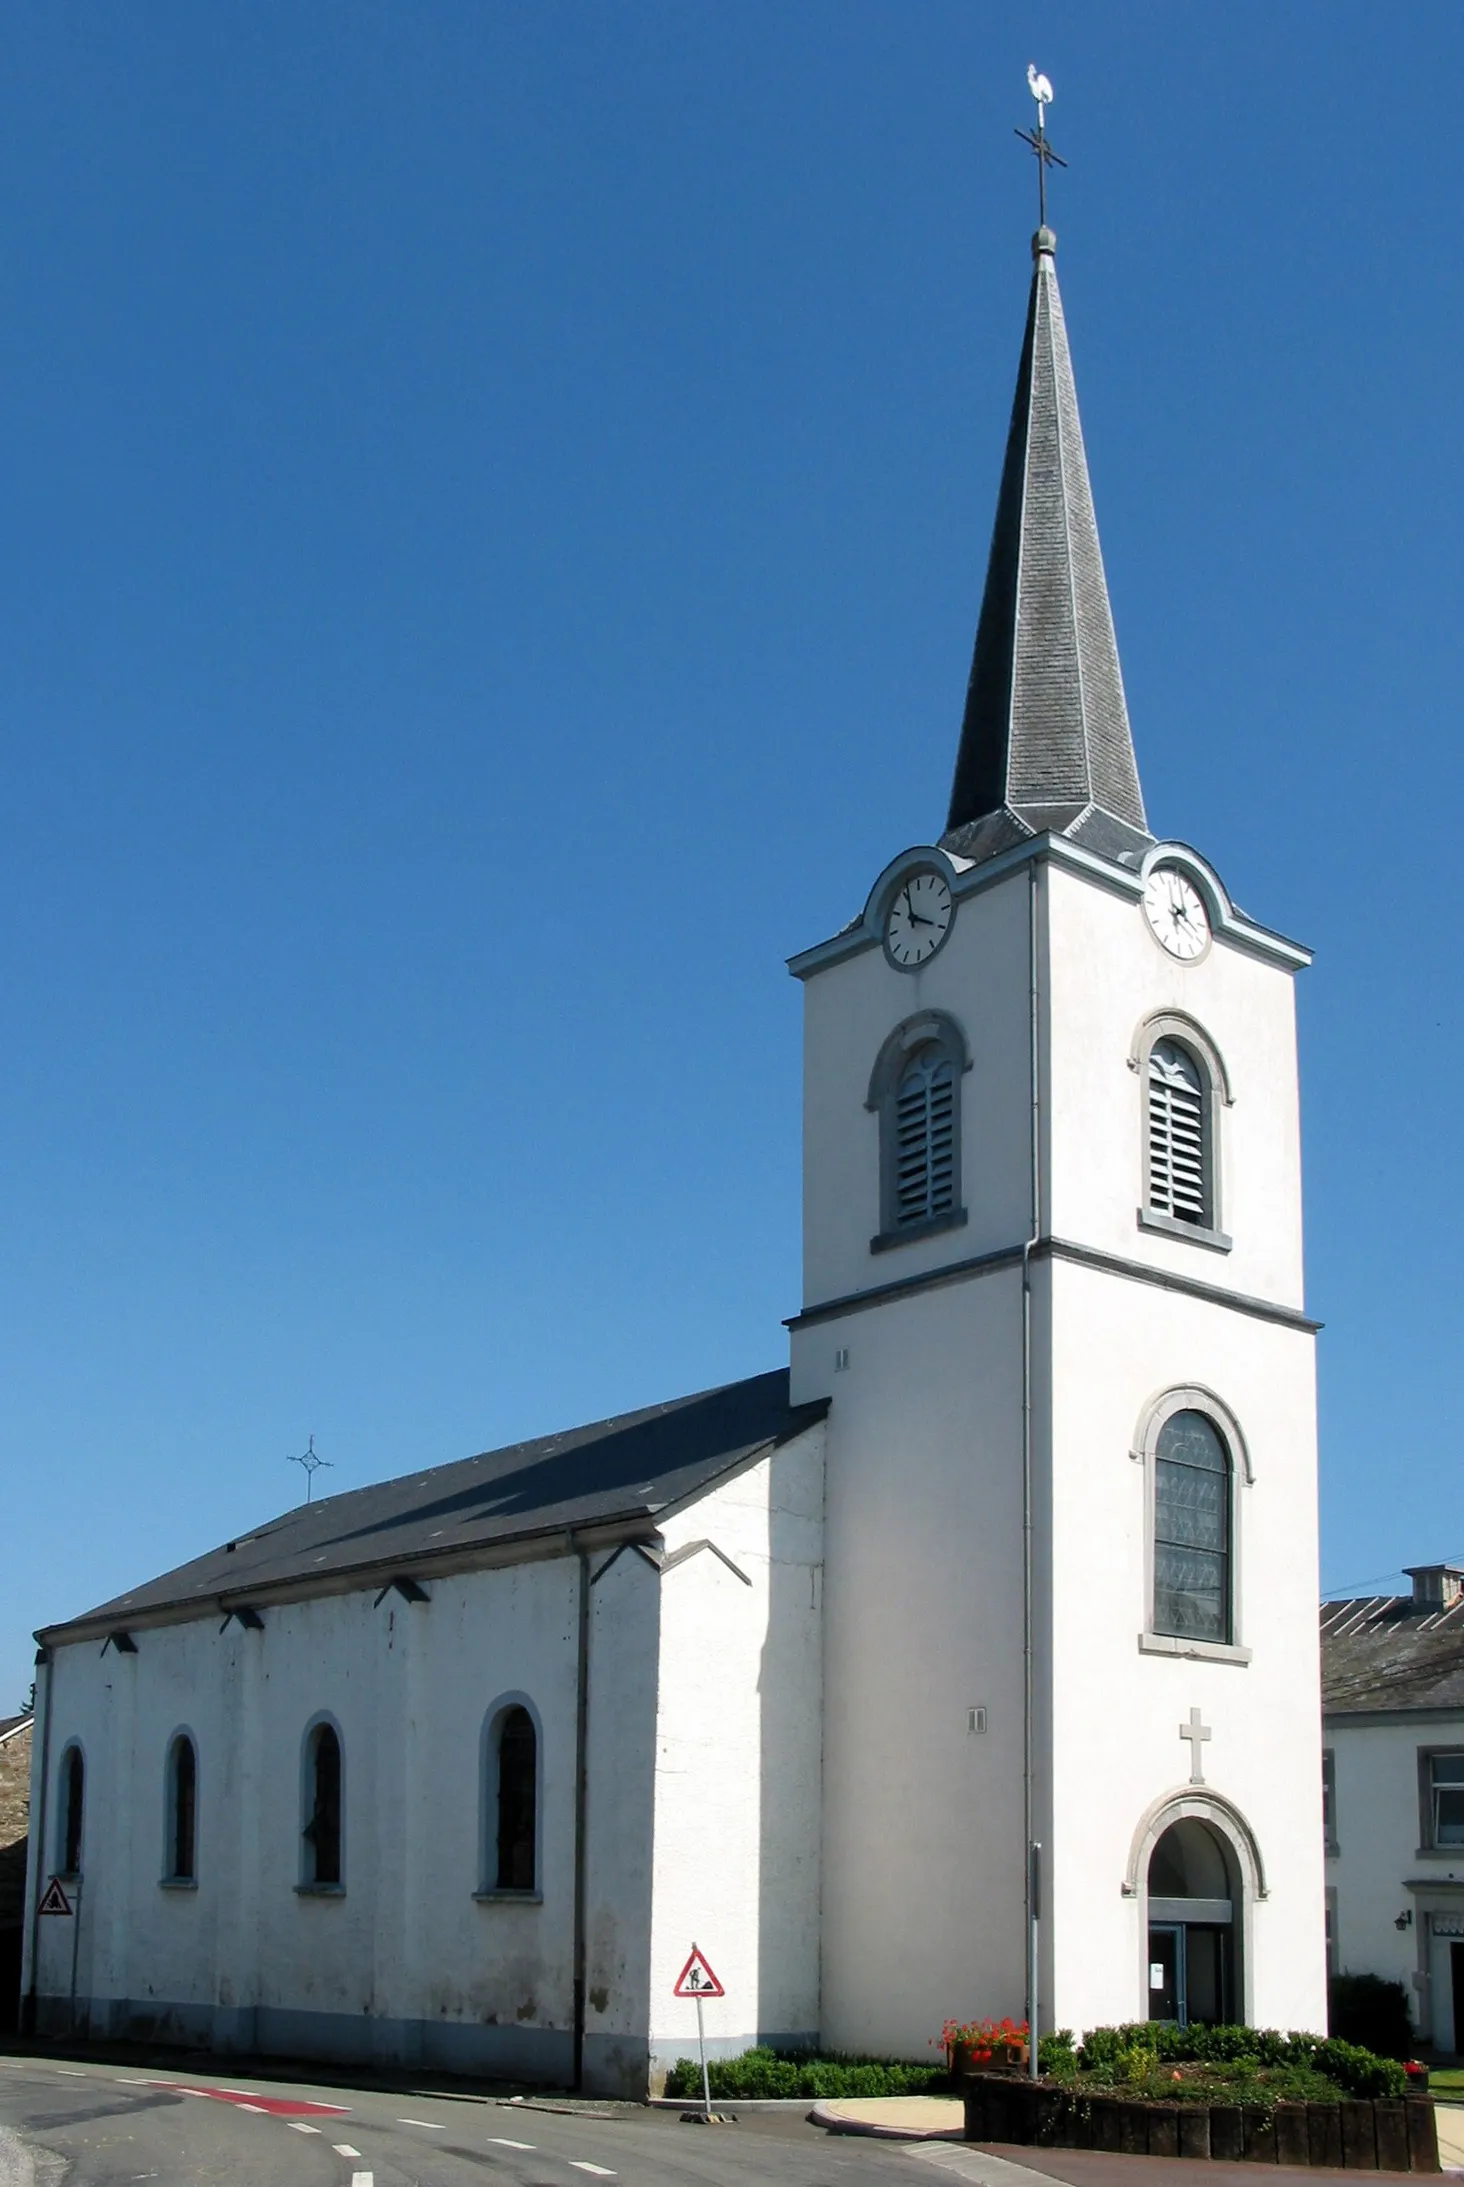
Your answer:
1022,857 -> 1042,2080
571,1538 -> 590,2090
23,1644 -> 54,2036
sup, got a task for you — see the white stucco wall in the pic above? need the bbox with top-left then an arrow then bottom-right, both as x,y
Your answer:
644,1426 -> 825,2083
25,1548 -> 650,2085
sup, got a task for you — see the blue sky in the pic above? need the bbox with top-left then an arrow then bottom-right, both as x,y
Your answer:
0,2 -> 1459,1700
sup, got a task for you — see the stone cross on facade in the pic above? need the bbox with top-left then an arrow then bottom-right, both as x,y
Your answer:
1180,1707 -> 1211,1784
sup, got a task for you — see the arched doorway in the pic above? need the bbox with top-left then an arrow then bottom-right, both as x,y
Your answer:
1147,1818 -> 1237,2026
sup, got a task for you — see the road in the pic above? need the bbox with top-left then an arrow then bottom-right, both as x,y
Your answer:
0,2052 -> 996,2187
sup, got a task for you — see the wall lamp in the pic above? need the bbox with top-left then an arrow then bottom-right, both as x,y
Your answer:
1395,1910 -> 1414,1931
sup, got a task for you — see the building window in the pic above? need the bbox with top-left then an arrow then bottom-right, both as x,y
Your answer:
866,1011 -> 970,1252
59,1744 -> 84,1875
1148,1040 -> 1209,1224
1132,1013 -> 1231,1251
1431,1754 -> 1464,1847
1322,1748 -> 1337,1853
1153,1410 -> 1232,1644
166,1734 -> 198,1881
493,1707 -> 538,1893
302,1722 -> 343,1886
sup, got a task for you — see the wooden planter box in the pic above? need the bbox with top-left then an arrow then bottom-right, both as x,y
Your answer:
961,2071 -> 1440,2171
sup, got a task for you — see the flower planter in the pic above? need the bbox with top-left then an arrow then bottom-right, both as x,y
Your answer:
960,2072 -> 1442,2170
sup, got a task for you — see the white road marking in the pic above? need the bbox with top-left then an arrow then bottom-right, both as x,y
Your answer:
334,2146 -> 362,2159
571,2165 -> 617,2176
235,2103 -> 267,2113
115,2077 -> 153,2085
489,2138 -> 537,2150
350,2174 -> 373,2187
289,2121 -> 323,2134
398,2118 -> 446,2129
55,2069 -> 87,2077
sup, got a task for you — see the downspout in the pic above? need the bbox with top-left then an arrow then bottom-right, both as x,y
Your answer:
571,1538 -> 590,2090
23,1644 -> 54,2036
1022,857 -> 1042,2079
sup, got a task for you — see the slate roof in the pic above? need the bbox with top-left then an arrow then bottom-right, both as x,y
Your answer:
40,1369 -> 828,1642
944,227 -> 1152,869
1321,1594 -> 1464,1716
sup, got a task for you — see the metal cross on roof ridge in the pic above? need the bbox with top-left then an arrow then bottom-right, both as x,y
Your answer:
1015,63 -> 1066,231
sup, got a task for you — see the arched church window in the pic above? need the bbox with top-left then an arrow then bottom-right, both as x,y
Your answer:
302,1721 -> 343,1886
1147,1040 -> 1208,1225
867,1012 -> 970,1252
166,1733 -> 198,1882
1134,1015 -> 1231,1249
1153,1411 -> 1232,1643
494,1707 -> 538,1892
59,1744 -> 84,1875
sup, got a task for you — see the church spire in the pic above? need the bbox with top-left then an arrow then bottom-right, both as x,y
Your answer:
942,221 -> 1152,868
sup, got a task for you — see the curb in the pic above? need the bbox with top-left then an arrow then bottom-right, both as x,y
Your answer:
811,2102 -> 965,2142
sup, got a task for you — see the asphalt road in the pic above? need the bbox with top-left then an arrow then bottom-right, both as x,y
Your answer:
0,2053 -> 980,2187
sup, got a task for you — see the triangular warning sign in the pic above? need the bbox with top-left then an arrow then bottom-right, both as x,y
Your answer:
672,1944 -> 724,1998
38,1877 -> 73,1916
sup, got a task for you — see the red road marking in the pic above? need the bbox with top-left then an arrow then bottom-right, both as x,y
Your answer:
149,2083 -> 349,2117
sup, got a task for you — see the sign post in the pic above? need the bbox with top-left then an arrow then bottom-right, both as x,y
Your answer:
672,1945 -> 725,2121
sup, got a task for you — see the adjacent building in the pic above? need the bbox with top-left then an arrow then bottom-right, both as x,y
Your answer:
1323,1566 -> 1464,2051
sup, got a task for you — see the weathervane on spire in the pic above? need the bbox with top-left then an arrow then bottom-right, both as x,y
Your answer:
1015,63 -> 1066,230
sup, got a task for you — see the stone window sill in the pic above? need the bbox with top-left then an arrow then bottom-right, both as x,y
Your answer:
1138,1631 -> 1252,1666
473,1889 -> 543,1905
1137,1207 -> 1232,1254
1412,1848 -> 1464,1863
159,1876 -> 198,1892
870,1208 -> 968,1256
295,1881 -> 346,1897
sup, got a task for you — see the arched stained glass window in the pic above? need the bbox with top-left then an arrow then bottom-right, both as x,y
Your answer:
1153,1411 -> 1232,1642
60,1745 -> 84,1875
495,1708 -> 537,1892
303,1722 -> 342,1886
168,1735 -> 197,1881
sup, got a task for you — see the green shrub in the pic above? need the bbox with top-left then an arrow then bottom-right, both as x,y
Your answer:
1328,1974 -> 1415,2062
1071,2022 -> 1406,2101
662,2046 -> 949,2101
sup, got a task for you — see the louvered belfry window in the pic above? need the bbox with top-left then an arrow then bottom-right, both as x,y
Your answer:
1147,1039 -> 1208,1226
895,1047 -> 957,1227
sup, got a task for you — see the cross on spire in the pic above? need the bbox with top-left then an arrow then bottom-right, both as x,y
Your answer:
1180,1707 -> 1212,1785
1015,64 -> 1066,230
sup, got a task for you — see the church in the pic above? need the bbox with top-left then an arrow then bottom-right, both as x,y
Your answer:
22,207 -> 1328,2095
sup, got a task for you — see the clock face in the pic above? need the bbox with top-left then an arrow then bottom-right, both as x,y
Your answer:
1143,864 -> 1211,961
884,869 -> 954,969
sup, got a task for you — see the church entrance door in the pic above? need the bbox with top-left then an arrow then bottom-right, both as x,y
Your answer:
1147,1819 -> 1237,2027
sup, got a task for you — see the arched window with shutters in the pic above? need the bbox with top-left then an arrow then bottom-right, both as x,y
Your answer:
867,1011 -> 970,1253
1133,1014 -> 1232,1251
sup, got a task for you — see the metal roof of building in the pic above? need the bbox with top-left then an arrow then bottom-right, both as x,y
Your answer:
943,227 -> 1152,871
39,1368 -> 827,1644
1322,1592 -> 1464,1716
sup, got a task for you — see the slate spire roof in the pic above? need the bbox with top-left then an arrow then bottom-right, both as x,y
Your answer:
943,226 -> 1152,868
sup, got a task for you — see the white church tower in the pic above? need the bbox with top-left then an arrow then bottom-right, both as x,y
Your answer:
787,218 -> 1326,2044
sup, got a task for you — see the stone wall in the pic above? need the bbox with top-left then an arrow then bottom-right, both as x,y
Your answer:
0,1721 -> 32,1930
